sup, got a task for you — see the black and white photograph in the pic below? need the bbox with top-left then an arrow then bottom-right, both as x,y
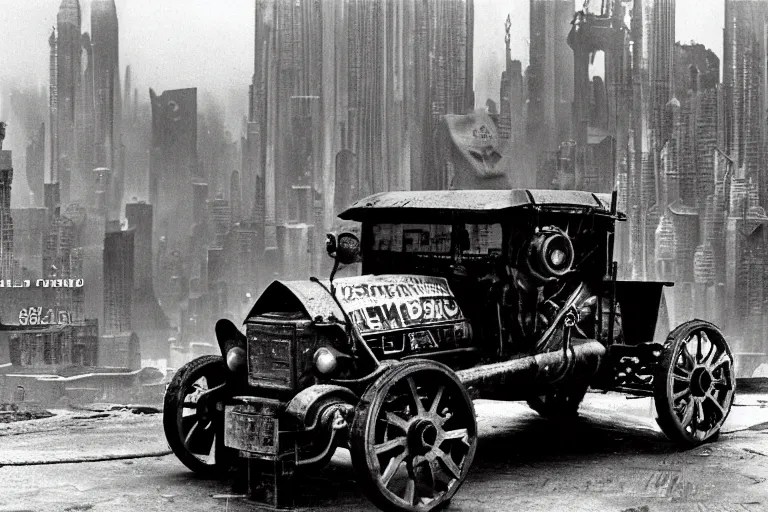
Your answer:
1,0 -> 767,511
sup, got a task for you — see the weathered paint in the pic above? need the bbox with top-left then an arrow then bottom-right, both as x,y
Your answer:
224,397 -> 281,456
338,188 -> 618,222
245,275 -> 465,335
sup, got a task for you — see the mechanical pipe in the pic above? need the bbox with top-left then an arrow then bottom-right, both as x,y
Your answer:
456,340 -> 605,389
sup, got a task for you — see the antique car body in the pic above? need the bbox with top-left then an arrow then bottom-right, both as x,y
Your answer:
163,189 -> 736,512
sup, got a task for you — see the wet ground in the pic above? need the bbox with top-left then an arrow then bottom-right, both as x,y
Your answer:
1,392 -> 768,511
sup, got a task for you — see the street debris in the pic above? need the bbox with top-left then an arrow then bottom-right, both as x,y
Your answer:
0,403 -> 54,423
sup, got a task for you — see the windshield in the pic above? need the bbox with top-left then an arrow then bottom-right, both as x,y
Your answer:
363,222 -> 503,277
370,223 -> 502,256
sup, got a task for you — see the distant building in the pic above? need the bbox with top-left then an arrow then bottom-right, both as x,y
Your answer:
528,0 -> 574,156
99,332 -> 140,369
0,150 -> 14,278
647,0 -> 676,149
103,222 -> 134,334
25,124 -> 46,204
49,28 -> 58,186
276,223 -> 313,281
125,202 -> 152,293
44,182 -> 61,218
125,201 -> 169,360
10,207 -> 47,276
76,31 -> 95,190
5,319 -> 99,368
55,0 -> 82,205
723,0 -> 767,198
91,0 -> 121,172
207,195 -> 231,248
149,87 -> 198,251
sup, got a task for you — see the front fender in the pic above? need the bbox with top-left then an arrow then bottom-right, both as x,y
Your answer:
284,384 -> 358,429
215,318 -> 247,357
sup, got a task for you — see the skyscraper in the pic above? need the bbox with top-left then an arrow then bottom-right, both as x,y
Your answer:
77,32 -> 95,183
56,0 -> 82,205
723,0 -> 767,191
528,0 -> 574,157
25,123 -> 46,204
125,200 -> 169,357
103,221 -> 134,334
48,28 -> 58,185
0,147 -> 14,278
647,0 -> 676,149
125,201 -> 153,294
91,0 -> 122,211
11,207 -> 47,277
91,0 -> 120,170
149,87 -> 198,251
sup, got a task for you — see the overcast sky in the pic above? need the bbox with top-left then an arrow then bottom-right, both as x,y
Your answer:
0,0 -> 724,119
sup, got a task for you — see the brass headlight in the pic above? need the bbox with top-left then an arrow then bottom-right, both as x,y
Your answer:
226,346 -> 246,372
313,347 -> 338,375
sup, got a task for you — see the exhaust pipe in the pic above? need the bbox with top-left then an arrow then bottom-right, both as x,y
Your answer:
456,339 -> 605,396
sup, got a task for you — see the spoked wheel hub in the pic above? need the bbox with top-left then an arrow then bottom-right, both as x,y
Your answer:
654,320 -> 735,447
689,367 -> 713,397
408,419 -> 439,455
351,360 -> 477,512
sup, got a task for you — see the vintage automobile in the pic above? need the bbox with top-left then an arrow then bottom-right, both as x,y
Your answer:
163,189 -> 736,512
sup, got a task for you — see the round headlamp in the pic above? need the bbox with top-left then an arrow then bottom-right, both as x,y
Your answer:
549,248 -> 566,267
226,346 -> 246,372
313,347 -> 338,375
527,227 -> 574,280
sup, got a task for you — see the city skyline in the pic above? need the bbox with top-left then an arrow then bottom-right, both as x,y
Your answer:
0,1 -> 722,127
1,0 -> 766,377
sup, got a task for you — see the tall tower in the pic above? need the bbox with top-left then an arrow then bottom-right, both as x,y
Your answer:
498,16 -> 514,141
0,136 -> 14,278
91,0 -> 121,214
77,32 -> 95,182
723,0 -> 767,188
103,222 -> 134,334
421,0 -> 475,190
149,87 -> 197,252
125,201 -> 153,294
646,0 -> 676,149
91,0 -> 120,171
528,0 -> 574,156
56,0 -> 82,206
48,28 -> 58,184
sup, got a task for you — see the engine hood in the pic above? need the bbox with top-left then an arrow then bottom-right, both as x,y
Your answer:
246,275 -> 465,334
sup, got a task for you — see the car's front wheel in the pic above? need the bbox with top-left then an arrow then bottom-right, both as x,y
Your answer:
163,355 -> 234,476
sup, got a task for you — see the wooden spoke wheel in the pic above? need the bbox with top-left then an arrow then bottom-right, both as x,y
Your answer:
350,361 -> 477,512
654,320 -> 735,447
163,355 -> 231,476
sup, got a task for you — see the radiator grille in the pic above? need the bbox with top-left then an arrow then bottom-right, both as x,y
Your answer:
247,321 -> 295,390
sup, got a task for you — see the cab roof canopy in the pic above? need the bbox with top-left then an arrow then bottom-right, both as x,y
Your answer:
338,189 -> 622,223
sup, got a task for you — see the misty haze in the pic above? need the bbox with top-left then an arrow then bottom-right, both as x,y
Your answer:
1,1 -> 768,512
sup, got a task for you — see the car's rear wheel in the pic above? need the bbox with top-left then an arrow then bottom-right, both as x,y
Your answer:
350,361 -> 477,512
163,355 -> 233,476
654,320 -> 735,447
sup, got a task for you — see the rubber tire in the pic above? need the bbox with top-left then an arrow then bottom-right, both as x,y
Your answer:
653,320 -> 735,448
163,355 -> 230,476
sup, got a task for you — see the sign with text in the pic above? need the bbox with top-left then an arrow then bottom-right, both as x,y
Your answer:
334,275 -> 464,333
18,307 -> 72,326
